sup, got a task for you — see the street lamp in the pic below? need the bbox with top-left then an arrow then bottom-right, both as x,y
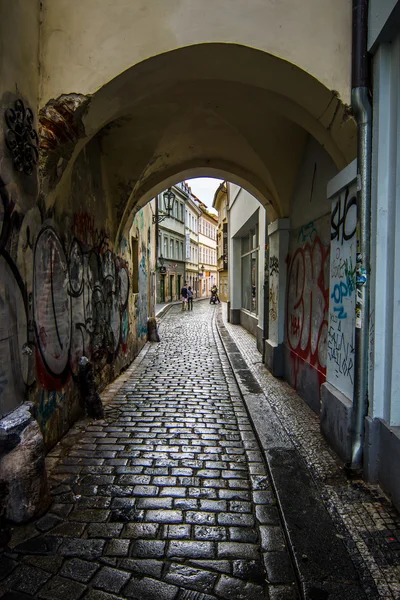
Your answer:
152,187 -> 176,224
158,254 -> 166,273
199,265 -> 205,275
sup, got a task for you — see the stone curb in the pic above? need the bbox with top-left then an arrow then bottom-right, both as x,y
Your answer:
214,307 -> 367,600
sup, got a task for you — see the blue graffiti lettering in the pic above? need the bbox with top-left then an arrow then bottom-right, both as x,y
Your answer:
333,306 -> 347,319
38,389 -> 66,424
331,281 -> 348,304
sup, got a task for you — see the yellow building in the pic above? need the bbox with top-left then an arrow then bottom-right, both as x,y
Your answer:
194,199 -> 218,299
212,183 -> 228,302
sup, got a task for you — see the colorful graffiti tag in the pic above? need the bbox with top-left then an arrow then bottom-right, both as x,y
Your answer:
286,235 -> 330,384
326,183 -> 357,397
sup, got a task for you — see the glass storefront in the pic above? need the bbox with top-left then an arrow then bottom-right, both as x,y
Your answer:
240,227 -> 258,314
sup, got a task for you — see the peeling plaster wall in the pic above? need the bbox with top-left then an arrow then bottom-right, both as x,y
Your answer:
284,137 -> 338,413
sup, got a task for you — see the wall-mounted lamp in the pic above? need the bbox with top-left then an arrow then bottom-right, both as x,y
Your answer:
152,188 -> 176,224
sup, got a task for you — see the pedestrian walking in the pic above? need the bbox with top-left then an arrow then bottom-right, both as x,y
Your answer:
187,286 -> 194,310
181,282 -> 188,311
210,284 -> 220,304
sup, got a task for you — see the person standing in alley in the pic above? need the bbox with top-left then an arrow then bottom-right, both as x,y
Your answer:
187,285 -> 194,311
181,281 -> 188,311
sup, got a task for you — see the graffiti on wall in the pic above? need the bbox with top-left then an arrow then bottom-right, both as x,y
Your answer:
136,243 -> 148,338
269,283 -> 278,322
0,178 -> 132,421
33,225 -> 130,387
269,256 -> 279,277
326,184 -> 357,398
286,228 -> 330,387
297,221 -> 317,244
0,179 -> 33,418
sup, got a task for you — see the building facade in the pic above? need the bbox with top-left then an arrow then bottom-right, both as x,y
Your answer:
154,184 -> 188,304
196,203 -> 218,299
363,0 -> 400,509
213,183 -> 229,302
184,192 -> 201,296
227,185 -> 267,353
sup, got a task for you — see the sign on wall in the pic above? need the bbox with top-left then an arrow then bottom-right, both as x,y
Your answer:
185,233 -> 190,260
326,172 -> 357,399
185,233 -> 191,260
223,223 -> 228,269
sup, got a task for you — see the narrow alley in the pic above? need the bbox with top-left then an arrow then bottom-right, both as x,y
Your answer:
1,302 -> 399,600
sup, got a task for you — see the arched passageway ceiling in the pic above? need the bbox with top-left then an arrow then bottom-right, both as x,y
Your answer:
40,0 -> 352,106
99,79 -> 308,229
41,44 -> 356,244
82,44 -> 356,168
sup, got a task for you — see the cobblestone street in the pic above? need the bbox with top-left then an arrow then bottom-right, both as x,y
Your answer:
0,302 -> 298,600
0,301 -> 399,600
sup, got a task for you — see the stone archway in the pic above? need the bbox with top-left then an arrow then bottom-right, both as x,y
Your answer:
39,43 -> 356,250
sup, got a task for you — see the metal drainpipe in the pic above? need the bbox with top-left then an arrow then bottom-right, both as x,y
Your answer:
348,0 -> 372,471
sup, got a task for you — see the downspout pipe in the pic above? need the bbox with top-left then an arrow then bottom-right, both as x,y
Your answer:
348,0 -> 372,471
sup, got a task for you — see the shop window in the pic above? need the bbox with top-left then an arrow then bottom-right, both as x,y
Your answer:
240,228 -> 258,314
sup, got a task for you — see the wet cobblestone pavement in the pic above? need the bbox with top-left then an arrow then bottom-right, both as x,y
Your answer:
221,304 -> 400,600
0,302 -> 299,600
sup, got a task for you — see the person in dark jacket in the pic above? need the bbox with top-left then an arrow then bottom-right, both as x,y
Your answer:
187,286 -> 194,310
181,282 -> 188,311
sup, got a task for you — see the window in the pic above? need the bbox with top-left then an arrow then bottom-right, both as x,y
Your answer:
170,239 -> 174,258
241,227 -> 259,314
176,241 -> 179,259
164,237 -> 168,258
180,242 -> 184,260
180,204 -> 184,221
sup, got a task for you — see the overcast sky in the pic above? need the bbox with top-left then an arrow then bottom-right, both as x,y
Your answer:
186,177 -> 223,213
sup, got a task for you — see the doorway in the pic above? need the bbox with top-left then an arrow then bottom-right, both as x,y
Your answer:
160,276 -> 165,303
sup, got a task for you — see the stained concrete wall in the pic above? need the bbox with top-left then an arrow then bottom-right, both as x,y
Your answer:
40,0 -> 352,106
